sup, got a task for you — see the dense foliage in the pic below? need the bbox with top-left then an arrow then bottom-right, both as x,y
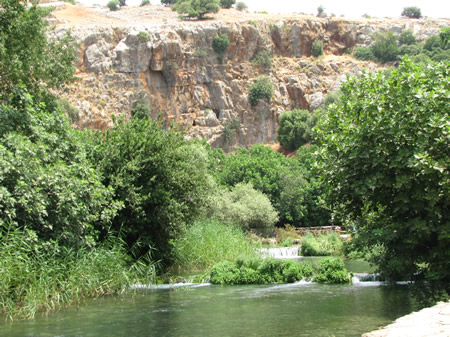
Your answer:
0,0 -> 76,102
216,144 -> 330,227
401,6 -> 421,18
219,0 -> 235,8
212,33 -> 230,54
209,257 -> 351,285
277,109 -> 316,150
315,58 -> 449,301
311,40 -> 324,57
209,183 -> 279,236
236,1 -> 247,11
248,76 -> 273,106
301,233 -> 344,256
173,0 -> 220,19
90,120 -> 214,266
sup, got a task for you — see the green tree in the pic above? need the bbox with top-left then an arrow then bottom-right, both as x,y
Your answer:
398,30 -> 417,46
210,182 -> 279,236
0,0 -> 76,102
236,1 -> 247,11
90,118 -> 214,266
161,0 -> 177,5
370,31 -> 399,63
315,58 -> 449,301
277,109 -> 316,151
220,0 -> 235,8
401,6 -> 421,18
0,89 -> 117,248
173,0 -> 220,19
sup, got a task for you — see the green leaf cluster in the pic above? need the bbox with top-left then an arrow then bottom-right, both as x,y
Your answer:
219,0 -> 235,8
212,33 -> 230,54
315,58 -> 450,300
173,0 -> 220,19
277,109 -> 316,150
249,76 -> 273,106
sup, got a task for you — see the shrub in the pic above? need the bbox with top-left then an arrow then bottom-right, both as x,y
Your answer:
371,31 -> 399,63
301,233 -> 344,256
140,0 -> 150,6
316,5 -> 326,18
398,30 -> 416,45
56,98 -> 79,122
137,31 -> 151,43
210,260 -> 240,284
277,109 -> 316,150
212,33 -> 230,54
193,48 -> 208,58
398,44 -> 422,57
353,46 -> 375,61
223,115 -> 240,145
131,102 -> 151,119
249,76 -> 273,106
252,50 -> 272,70
161,0 -> 176,5
236,1 -> 247,11
401,6 -> 421,18
107,0 -> 120,11
424,35 -> 442,52
173,219 -> 257,270
220,0 -> 235,8
313,257 -> 351,284
311,40 -> 324,57
210,182 -> 279,236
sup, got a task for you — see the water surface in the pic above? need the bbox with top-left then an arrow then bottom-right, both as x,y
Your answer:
0,282 -> 420,337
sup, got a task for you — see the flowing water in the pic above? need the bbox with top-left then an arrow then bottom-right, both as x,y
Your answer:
0,281 -> 420,337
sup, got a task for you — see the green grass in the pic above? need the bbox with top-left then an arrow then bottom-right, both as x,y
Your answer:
0,226 -> 155,320
173,219 -> 258,271
301,232 -> 344,256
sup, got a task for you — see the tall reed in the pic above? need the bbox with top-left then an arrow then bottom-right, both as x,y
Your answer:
173,219 -> 258,271
0,226 -> 155,320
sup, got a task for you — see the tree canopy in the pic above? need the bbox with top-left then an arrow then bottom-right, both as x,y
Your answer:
173,0 -> 220,19
315,58 -> 449,301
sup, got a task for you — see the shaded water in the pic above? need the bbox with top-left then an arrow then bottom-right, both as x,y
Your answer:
0,282 -> 420,337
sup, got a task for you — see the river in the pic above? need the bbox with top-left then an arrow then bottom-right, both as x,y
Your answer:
0,280 -> 421,337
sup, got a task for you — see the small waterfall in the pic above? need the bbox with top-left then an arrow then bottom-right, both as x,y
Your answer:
352,273 -> 382,283
259,247 -> 300,259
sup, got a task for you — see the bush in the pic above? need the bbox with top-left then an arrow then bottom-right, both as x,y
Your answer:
236,1 -> 247,11
398,30 -> 416,45
277,109 -> 316,150
249,76 -> 273,106
313,257 -> 351,284
161,0 -> 176,5
311,40 -> 324,57
301,233 -> 344,256
140,0 -> 150,6
131,102 -> 151,119
173,219 -> 257,270
398,44 -> 422,57
210,258 -> 315,285
220,0 -> 235,8
353,46 -> 375,61
107,0 -> 120,11
210,260 -> 240,284
210,182 -> 279,236
316,5 -> 326,18
212,33 -> 230,54
401,6 -> 421,18
252,50 -> 272,70
371,31 -> 399,63
137,31 -> 151,43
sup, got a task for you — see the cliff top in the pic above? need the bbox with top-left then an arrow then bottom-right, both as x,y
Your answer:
50,2 -> 448,28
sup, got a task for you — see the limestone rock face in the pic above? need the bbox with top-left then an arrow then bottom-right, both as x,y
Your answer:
56,13 -> 447,150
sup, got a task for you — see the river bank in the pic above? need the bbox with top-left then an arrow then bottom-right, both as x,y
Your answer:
363,301 -> 450,337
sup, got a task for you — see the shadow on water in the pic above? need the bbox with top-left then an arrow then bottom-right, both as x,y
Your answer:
0,281 -> 421,337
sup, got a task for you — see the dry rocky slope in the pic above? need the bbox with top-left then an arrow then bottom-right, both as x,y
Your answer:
49,3 -> 448,150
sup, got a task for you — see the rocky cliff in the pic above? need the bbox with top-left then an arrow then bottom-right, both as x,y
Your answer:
50,4 -> 448,149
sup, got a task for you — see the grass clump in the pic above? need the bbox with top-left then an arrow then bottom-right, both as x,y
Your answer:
173,219 -> 258,271
301,232 -> 344,256
0,226 -> 155,320
313,257 -> 351,284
